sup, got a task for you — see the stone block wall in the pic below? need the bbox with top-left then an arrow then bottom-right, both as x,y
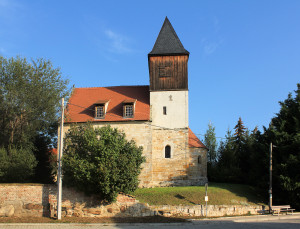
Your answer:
187,147 -> 208,185
150,204 -> 264,217
60,122 -> 207,188
0,184 -> 153,218
151,128 -> 189,186
151,128 -> 207,187
48,187 -> 153,218
0,184 -> 264,218
0,184 -> 50,217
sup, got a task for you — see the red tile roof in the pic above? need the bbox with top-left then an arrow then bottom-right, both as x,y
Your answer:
188,128 -> 206,148
66,85 -> 205,149
65,86 -> 150,123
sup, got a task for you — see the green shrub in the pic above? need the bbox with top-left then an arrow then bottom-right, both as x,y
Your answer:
62,124 -> 145,203
0,147 -> 38,182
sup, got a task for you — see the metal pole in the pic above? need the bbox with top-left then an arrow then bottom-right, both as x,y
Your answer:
269,142 -> 272,213
205,183 -> 208,217
57,98 -> 64,220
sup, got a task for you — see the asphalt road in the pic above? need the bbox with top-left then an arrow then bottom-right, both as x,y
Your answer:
1,218 -> 300,229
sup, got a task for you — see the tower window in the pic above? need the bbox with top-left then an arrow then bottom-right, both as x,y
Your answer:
95,105 -> 105,119
163,106 -> 167,115
165,145 -> 171,158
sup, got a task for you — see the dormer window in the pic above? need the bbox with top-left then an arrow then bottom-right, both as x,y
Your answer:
124,105 -> 133,118
95,105 -> 104,119
123,99 -> 136,118
94,100 -> 110,119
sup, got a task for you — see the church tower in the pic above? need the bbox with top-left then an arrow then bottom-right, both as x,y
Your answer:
148,17 -> 201,187
149,17 -> 189,129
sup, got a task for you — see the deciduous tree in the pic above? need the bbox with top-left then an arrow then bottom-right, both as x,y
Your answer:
62,124 -> 145,203
0,56 -> 69,151
0,56 -> 69,182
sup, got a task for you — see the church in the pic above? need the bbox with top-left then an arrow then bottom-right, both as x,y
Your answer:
63,17 -> 208,187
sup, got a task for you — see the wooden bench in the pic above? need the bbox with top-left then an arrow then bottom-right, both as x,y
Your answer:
271,205 -> 295,215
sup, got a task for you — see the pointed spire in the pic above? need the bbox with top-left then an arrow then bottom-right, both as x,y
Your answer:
149,17 -> 189,56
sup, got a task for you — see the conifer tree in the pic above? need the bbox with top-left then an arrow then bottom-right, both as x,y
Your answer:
268,83 -> 300,207
204,121 -> 218,164
234,117 -> 247,143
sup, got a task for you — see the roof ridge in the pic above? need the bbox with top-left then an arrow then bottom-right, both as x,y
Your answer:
74,85 -> 150,89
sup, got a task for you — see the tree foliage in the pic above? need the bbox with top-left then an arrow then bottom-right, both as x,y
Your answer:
204,122 -> 218,181
0,147 -> 37,182
213,129 -> 241,182
33,133 -> 57,183
204,121 -> 218,164
62,124 -> 145,203
0,56 -> 69,151
212,119 -> 264,184
0,55 -> 69,183
268,83 -> 300,207
211,83 -> 300,209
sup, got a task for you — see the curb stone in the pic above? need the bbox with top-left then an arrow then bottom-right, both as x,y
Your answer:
189,213 -> 300,223
0,222 -> 191,227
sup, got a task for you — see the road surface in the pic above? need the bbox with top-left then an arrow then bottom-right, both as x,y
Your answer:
1,218 -> 300,229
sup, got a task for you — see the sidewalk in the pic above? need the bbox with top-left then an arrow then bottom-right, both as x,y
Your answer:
192,212 -> 300,223
0,213 -> 299,228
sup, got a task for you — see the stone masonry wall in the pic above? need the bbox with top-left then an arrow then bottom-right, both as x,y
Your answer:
60,122 -> 207,188
0,184 -> 264,218
150,204 -> 264,217
151,127 -> 207,186
48,186 -> 152,218
0,184 -> 50,217
187,147 -> 208,185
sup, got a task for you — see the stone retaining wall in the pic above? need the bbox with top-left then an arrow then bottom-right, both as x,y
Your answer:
0,184 -> 264,218
0,184 -> 50,217
150,204 -> 264,217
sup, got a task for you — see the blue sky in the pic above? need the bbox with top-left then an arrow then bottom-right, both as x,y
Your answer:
1,0 -> 299,141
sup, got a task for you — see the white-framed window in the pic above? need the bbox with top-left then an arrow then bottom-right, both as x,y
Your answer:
124,104 -> 134,118
165,145 -> 171,158
95,105 -> 105,119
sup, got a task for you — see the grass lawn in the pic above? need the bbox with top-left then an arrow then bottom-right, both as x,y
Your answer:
133,183 -> 266,206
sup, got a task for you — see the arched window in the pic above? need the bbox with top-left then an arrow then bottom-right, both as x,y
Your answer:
198,155 -> 201,164
165,145 -> 171,158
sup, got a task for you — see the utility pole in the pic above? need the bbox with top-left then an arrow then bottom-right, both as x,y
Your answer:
57,98 -> 64,220
205,183 -> 208,217
269,142 -> 273,213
